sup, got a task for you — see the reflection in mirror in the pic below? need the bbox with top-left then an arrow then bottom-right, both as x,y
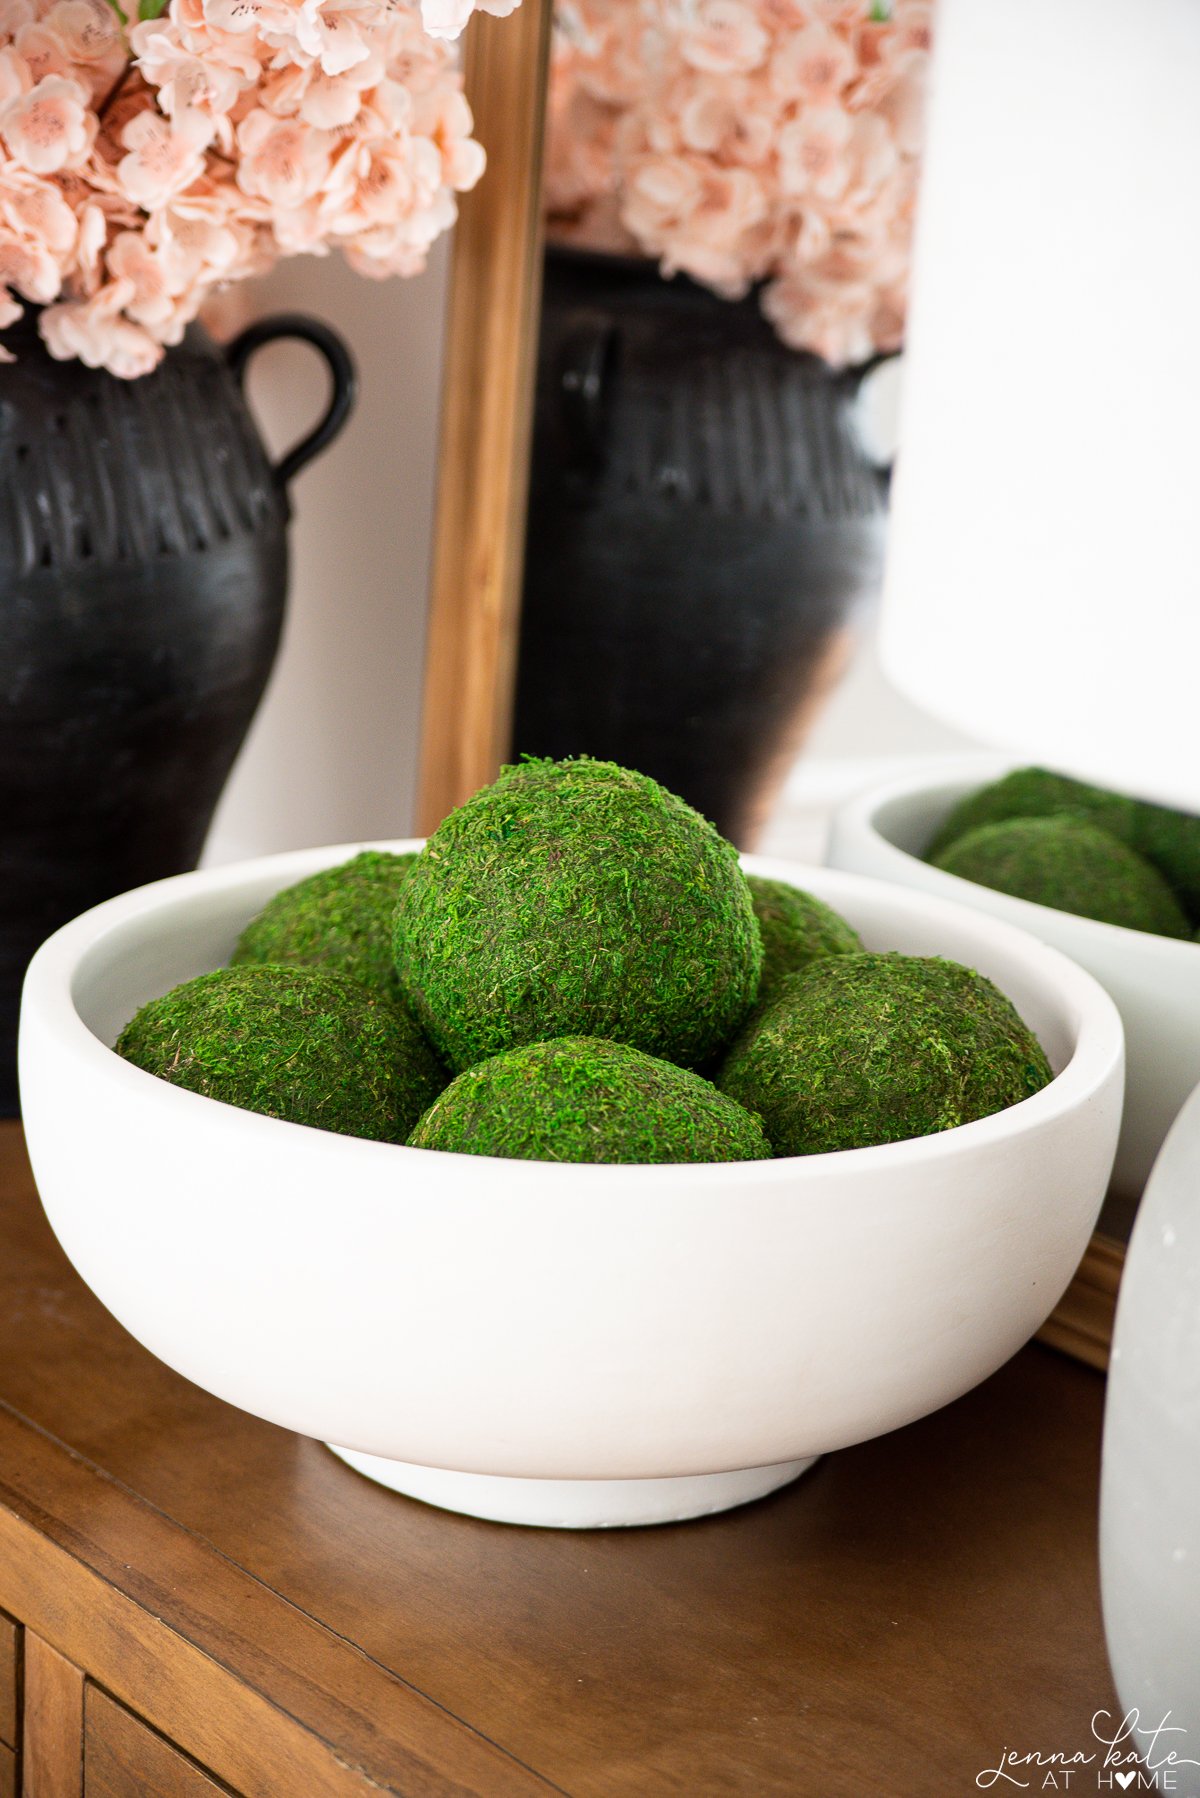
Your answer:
509,0 -> 932,846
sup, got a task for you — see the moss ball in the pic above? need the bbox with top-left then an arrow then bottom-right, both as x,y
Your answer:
926,766 -> 1136,863
409,1036 -> 770,1164
718,952 -> 1052,1157
933,818 -> 1191,938
748,876 -> 862,1002
927,764 -> 1200,922
232,851 -> 418,1005
117,964 -> 444,1141
1128,803 -> 1200,924
394,757 -> 762,1072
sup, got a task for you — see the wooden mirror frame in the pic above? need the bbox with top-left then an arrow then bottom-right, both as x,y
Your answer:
413,3 -> 1123,1372
416,0 -> 553,834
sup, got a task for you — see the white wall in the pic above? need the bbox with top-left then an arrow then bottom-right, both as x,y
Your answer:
202,242 -> 449,866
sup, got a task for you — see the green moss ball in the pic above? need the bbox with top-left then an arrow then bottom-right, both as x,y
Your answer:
748,876 -> 862,1002
926,764 -> 1200,922
926,766 -> 1137,862
232,851 -> 417,1004
1128,804 -> 1200,924
933,818 -> 1190,938
394,758 -> 762,1072
409,1036 -> 770,1164
117,965 -> 444,1141
718,952 -> 1052,1157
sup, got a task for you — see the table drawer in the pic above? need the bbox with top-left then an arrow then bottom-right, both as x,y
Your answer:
85,1688 -> 234,1798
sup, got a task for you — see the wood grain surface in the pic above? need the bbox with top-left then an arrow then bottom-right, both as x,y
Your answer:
416,0 -> 553,832
0,1123 -> 1118,1796
0,1612 -> 18,1751
84,1688 -> 235,1798
23,1634 -> 83,1798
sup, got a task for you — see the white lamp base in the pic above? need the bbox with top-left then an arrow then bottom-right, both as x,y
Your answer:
325,1445 -> 818,1528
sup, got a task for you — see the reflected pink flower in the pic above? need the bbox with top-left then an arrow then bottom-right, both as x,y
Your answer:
678,0 -> 770,75
546,0 -> 931,361
777,104 -> 852,198
770,22 -> 854,101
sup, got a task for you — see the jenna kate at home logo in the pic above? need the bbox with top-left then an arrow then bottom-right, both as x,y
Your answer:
976,1712 -> 1199,1791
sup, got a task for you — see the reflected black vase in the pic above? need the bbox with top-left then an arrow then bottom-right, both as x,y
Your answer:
512,248 -> 891,844
0,309 -> 355,1114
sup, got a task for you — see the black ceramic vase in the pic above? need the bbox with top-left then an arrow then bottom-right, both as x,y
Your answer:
511,247 -> 891,845
0,310 -> 355,1113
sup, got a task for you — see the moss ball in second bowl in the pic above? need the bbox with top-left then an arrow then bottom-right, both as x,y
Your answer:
232,850 -> 418,1005
932,818 -> 1191,939
718,952 -> 1052,1157
117,964 -> 444,1142
409,1036 -> 771,1164
394,757 -> 762,1072
748,875 -> 862,1002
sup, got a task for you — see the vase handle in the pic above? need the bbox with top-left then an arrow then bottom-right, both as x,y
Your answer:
225,314 -> 357,489
839,349 -> 899,496
557,316 -> 618,471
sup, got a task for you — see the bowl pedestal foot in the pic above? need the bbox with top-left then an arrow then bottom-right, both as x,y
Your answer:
325,1445 -> 818,1528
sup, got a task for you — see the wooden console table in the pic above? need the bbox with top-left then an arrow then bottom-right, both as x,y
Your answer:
0,1121 -> 1116,1795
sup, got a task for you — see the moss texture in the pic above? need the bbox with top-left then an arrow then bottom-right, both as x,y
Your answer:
232,851 -> 418,1005
1131,806 -> 1200,924
927,765 -> 1200,922
933,818 -> 1191,938
409,1035 -> 770,1164
748,876 -> 862,1002
394,757 -> 762,1072
117,964 -> 444,1141
718,952 -> 1052,1157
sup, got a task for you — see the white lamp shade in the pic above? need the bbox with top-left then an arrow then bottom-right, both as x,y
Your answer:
879,0 -> 1200,812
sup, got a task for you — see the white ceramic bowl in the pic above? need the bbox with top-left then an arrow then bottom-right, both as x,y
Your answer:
19,841 -> 1123,1529
827,757 -> 1200,1215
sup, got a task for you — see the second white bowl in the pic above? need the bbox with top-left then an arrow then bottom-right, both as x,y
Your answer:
827,757 -> 1200,1209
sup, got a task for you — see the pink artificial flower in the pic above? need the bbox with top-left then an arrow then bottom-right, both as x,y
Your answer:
40,0 -> 125,68
13,23 -> 75,87
236,108 -> 334,209
130,22 -> 244,151
776,104 -> 852,200
1,0 -> 512,373
419,0 -> 518,42
118,110 -> 206,206
41,277 -> 163,375
409,82 -> 485,189
770,22 -> 856,102
0,223 -> 63,297
676,0 -> 770,76
0,47 -> 31,110
1,73 -> 94,173
106,226 -> 187,331
545,0 -> 931,363
0,159 -> 78,253
622,152 -> 705,243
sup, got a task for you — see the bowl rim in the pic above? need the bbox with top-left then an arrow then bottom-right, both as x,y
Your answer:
20,835 -> 1125,1184
833,754 -> 1200,964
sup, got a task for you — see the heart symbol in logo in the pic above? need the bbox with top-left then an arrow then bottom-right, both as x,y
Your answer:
1116,1774 -> 1136,1790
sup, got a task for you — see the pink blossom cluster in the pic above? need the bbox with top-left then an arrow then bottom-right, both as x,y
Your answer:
0,0 -> 500,375
545,0 -> 933,366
